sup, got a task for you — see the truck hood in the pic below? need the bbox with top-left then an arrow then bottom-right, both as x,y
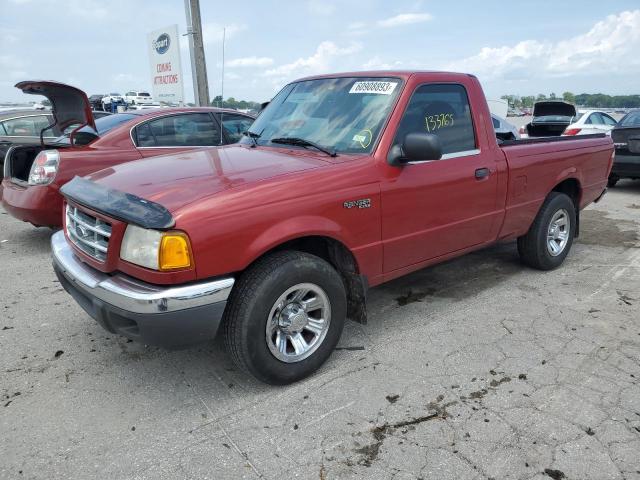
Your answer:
15,80 -> 96,132
85,145 -> 331,214
532,101 -> 576,118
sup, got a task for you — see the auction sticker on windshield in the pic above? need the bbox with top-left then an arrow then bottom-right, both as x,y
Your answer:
349,81 -> 398,95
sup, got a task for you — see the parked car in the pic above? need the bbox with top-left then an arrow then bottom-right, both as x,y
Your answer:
491,114 -> 520,142
520,101 -> 577,138
563,110 -> 618,136
51,71 -> 613,384
88,94 -> 105,111
608,110 -> 640,187
123,90 -> 154,106
2,80 -> 255,227
101,93 -> 125,111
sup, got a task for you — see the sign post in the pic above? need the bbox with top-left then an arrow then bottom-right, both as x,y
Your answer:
147,25 -> 184,105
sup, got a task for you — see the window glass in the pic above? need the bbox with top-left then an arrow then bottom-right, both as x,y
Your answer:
587,113 -> 605,125
1,115 -> 55,137
492,116 -> 500,128
620,112 -> 640,127
602,114 -> 617,126
0,122 -> 6,135
138,92 -> 150,97
393,84 -> 476,156
136,113 -> 221,147
221,114 -> 255,143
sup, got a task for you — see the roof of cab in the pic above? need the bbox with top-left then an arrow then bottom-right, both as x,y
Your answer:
294,70 -> 474,82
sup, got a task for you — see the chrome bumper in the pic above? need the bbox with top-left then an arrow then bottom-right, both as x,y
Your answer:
51,230 -> 234,314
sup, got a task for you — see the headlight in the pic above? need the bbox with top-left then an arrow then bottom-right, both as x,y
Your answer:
28,150 -> 59,185
120,225 -> 192,271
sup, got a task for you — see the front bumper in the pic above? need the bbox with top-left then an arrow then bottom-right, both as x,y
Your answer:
51,231 -> 235,349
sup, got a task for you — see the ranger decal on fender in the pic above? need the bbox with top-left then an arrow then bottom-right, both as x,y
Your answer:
343,198 -> 371,209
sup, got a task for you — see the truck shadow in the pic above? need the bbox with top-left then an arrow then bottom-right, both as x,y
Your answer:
371,241 -> 524,309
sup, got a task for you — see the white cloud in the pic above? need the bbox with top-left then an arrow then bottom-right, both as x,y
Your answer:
447,10 -> 640,81
0,54 -> 29,88
362,56 -> 404,70
111,73 -> 140,85
202,23 -> 247,44
378,13 -> 432,28
227,56 -> 274,68
307,0 -> 335,16
264,41 -> 362,79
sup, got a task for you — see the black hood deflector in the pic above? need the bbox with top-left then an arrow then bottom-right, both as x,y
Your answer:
60,177 -> 175,230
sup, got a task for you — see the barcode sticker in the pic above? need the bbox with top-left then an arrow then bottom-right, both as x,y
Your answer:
349,81 -> 398,95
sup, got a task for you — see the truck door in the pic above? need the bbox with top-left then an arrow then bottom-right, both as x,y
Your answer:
381,82 -> 502,273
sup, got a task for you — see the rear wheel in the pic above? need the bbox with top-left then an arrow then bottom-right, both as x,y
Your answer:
517,192 -> 576,270
607,175 -> 619,188
222,251 -> 346,384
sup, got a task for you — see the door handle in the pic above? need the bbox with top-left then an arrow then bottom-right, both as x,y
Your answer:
475,167 -> 491,179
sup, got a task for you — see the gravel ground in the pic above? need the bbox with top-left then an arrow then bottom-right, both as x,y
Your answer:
1,181 -> 639,480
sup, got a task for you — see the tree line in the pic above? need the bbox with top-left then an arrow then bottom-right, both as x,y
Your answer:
210,95 -> 262,111
501,93 -> 640,109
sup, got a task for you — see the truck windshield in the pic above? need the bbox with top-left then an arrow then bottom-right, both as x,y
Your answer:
243,77 -> 403,154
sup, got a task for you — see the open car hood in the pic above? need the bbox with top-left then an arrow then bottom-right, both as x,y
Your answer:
533,101 -> 576,118
15,80 -> 96,133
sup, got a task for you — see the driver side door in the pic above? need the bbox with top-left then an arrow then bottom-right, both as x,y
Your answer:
381,83 -> 502,273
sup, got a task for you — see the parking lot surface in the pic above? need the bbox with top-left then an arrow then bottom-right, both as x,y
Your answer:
1,183 -> 639,480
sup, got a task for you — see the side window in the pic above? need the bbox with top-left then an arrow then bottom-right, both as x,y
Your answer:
587,113 -> 603,124
221,114 -> 255,143
0,122 -> 7,135
492,116 -> 500,129
136,113 -> 221,147
0,115 -> 54,137
393,84 -> 476,156
602,114 -> 617,126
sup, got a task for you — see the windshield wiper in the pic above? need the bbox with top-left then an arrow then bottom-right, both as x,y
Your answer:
243,130 -> 260,147
271,137 -> 337,157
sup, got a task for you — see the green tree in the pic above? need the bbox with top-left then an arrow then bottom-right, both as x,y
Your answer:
562,92 -> 575,104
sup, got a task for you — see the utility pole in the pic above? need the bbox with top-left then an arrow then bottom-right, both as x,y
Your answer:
184,0 -> 210,106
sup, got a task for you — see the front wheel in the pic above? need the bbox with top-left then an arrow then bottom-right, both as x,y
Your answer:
222,251 -> 346,384
517,192 -> 576,270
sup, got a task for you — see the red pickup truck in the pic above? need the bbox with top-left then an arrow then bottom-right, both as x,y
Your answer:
51,71 -> 613,384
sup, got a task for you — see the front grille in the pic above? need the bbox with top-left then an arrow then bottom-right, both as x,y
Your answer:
65,204 -> 111,262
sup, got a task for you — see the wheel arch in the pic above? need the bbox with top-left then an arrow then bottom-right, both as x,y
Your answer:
243,230 -> 368,324
551,177 -> 582,236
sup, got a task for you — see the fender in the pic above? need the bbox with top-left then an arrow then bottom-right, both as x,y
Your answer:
244,215 -> 356,268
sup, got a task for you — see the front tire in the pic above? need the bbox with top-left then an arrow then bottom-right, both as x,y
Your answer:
222,251 -> 347,384
517,192 -> 576,270
607,175 -> 619,188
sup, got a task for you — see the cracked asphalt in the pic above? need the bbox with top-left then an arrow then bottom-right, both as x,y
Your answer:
1,182 -> 640,480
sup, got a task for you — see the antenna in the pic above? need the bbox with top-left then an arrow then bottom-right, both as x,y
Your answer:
219,27 -> 225,146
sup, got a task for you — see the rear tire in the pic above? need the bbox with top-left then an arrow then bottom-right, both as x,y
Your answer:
222,251 -> 346,385
607,175 -> 619,188
517,192 -> 576,270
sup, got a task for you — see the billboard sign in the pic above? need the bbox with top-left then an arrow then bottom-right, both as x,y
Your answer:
147,25 -> 184,104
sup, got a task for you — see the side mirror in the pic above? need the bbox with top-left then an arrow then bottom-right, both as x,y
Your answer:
387,132 -> 442,166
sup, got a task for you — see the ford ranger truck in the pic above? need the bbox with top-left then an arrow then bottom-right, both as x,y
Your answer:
52,71 -> 614,384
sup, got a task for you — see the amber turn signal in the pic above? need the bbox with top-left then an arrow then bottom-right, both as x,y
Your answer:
159,232 -> 192,271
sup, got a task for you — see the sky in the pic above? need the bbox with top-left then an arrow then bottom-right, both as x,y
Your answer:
1,0 -> 640,104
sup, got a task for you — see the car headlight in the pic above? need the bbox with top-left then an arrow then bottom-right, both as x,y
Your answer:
28,150 -> 59,185
120,224 -> 192,271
